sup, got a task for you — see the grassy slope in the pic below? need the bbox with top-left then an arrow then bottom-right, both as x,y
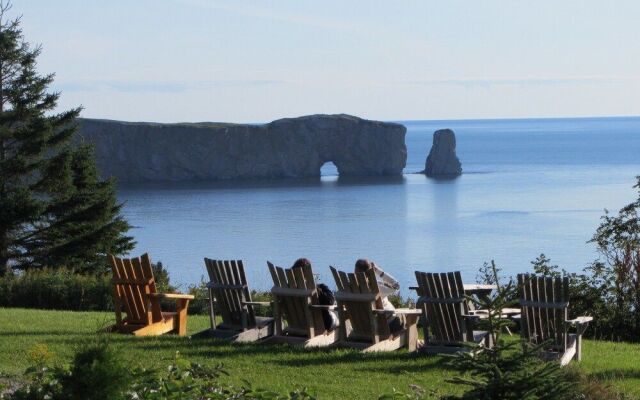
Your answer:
1,308 -> 639,399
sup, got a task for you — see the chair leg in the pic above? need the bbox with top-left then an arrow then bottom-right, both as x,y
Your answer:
175,299 -> 189,336
273,297 -> 283,336
575,334 -> 582,361
208,288 -> 217,330
241,309 -> 248,332
405,315 -> 419,351
337,302 -> 348,342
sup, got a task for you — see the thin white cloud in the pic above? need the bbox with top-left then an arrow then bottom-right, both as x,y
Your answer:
53,79 -> 288,93
398,76 -> 640,87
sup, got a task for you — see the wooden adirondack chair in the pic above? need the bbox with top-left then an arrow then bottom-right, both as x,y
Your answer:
414,271 -> 491,353
203,258 -> 274,342
330,266 -> 421,352
517,274 -> 592,366
266,262 -> 338,347
108,253 -> 194,336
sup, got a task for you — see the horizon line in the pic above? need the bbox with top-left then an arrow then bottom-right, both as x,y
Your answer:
77,113 -> 640,126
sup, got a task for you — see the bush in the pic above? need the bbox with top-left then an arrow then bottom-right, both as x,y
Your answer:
59,340 -> 131,400
0,268 -> 113,311
0,260 -> 180,312
388,294 -> 416,309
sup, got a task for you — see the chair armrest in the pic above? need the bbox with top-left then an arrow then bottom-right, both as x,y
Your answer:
373,308 -> 422,316
394,308 -> 422,315
501,308 -> 521,314
309,304 -> 337,310
471,308 -> 521,318
149,293 -> 195,300
242,301 -> 271,307
566,316 -> 593,326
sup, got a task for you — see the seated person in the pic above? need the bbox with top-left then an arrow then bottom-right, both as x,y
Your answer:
354,259 -> 404,333
291,258 -> 339,331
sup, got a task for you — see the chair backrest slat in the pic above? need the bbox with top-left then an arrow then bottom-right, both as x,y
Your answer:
518,274 -> 569,350
268,261 -> 324,336
109,254 -> 160,325
204,258 -> 255,328
415,271 -> 466,344
230,260 -> 246,316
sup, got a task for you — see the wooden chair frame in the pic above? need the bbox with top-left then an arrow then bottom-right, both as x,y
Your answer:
266,262 -> 338,347
517,274 -> 592,366
109,253 -> 194,336
330,266 -> 421,352
414,271 -> 491,354
202,258 -> 274,342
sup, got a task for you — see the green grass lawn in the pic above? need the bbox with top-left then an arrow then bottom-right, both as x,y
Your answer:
1,308 -> 640,399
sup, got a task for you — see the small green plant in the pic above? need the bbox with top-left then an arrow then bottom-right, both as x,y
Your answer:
25,344 -> 55,368
388,293 -> 416,309
58,339 -> 131,400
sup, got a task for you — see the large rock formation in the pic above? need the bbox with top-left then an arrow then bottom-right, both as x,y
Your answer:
423,129 -> 462,177
76,114 -> 407,183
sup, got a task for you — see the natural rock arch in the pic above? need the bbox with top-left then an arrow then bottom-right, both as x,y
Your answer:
77,114 -> 407,183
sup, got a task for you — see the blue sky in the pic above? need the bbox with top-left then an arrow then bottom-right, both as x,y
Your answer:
16,0 -> 640,123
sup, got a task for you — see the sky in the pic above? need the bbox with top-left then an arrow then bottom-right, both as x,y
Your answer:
14,0 -> 640,123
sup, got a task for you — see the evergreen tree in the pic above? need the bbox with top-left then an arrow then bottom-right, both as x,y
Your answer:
30,144 -> 134,272
0,2 -> 133,275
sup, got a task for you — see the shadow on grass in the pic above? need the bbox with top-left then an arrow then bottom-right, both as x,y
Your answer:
0,331 -> 80,337
106,335 -> 456,372
33,327 -> 454,375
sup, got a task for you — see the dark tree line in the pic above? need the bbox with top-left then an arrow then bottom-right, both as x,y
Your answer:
0,2 -> 133,276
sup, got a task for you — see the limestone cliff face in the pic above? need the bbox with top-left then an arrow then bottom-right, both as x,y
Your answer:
423,129 -> 462,177
76,114 -> 407,183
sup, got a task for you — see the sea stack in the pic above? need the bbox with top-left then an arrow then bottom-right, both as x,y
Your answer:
423,129 -> 462,178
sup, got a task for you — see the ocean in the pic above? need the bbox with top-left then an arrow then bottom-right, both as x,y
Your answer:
117,116 -> 640,295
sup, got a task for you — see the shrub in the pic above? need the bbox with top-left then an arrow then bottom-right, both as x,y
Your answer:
0,268 -> 113,311
586,180 -> 640,340
186,279 -> 210,315
388,294 -> 416,309
0,260 -> 180,312
58,340 -> 131,400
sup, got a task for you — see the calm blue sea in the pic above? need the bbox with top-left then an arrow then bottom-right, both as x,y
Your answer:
117,116 -> 640,295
